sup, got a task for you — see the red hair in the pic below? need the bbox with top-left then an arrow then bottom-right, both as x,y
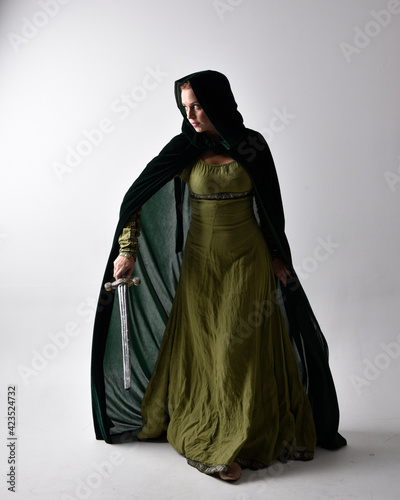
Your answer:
179,81 -> 192,90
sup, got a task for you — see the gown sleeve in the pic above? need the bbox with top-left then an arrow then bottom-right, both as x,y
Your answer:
118,209 -> 142,259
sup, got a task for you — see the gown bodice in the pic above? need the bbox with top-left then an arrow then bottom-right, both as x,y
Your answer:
183,158 -> 253,195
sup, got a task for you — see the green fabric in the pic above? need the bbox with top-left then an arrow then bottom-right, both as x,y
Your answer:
91,70 -> 346,451
138,159 -> 316,469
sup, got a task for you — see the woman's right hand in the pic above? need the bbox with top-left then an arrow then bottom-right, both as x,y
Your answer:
271,257 -> 292,287
113,255 -> 136,280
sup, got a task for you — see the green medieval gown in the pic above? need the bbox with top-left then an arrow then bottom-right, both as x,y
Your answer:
137,158 -> 316,471
91,70 -> 346,473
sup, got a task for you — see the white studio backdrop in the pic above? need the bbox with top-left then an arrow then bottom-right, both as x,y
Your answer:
0,0 -> 399,497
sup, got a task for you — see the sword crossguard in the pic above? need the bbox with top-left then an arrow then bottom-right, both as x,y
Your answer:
104,276 -> 141,291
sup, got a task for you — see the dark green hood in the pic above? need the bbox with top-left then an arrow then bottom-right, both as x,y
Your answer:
174,70 -> 245,150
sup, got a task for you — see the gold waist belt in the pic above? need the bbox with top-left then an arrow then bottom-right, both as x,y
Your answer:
189,190 -> 254,201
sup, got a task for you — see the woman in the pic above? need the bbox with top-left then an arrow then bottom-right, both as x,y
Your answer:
91,70 -> 346,481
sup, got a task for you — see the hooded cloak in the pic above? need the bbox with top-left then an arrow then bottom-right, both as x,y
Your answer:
91,70 -> 346,450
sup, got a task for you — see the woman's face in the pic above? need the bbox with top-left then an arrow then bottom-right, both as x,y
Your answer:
181,88 -> 219,139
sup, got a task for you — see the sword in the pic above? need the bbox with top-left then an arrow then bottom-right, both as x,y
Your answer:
104,275 -> 141,389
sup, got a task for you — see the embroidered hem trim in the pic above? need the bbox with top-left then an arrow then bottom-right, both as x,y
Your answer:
186,449 -> 314,475
186,459 -> 229,475
235,457 -> 268,470
278,449 -> 315,462
189,190 -> 254,200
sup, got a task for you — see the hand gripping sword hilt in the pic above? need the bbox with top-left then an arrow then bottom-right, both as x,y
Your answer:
104,276 -> 141,291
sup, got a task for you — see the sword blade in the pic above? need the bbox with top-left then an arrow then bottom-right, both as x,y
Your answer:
117,282 -> 131,390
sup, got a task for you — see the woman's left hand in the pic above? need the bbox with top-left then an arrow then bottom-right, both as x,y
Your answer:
272,258 -> 292,287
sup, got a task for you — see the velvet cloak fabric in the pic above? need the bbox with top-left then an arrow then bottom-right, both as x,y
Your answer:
91,70 -> 346,450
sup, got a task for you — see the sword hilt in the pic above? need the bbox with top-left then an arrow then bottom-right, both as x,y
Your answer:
104,276 -> 141,291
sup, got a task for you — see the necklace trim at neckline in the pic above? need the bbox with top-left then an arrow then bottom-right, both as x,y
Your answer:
198,158 -> 238,167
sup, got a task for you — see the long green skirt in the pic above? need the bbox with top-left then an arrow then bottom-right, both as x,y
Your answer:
138,182 -> 316,473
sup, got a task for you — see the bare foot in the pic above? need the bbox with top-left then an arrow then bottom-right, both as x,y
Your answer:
219,462 -> 242,481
